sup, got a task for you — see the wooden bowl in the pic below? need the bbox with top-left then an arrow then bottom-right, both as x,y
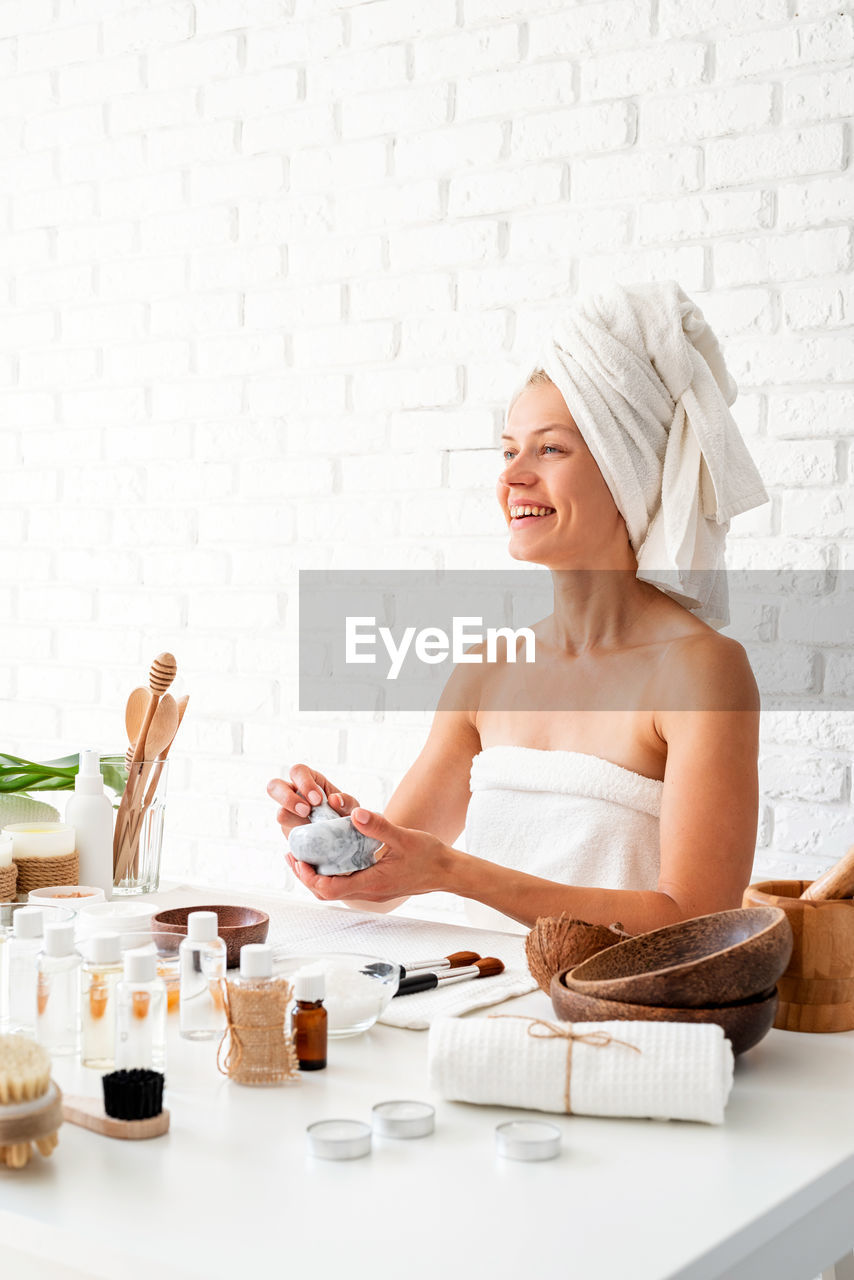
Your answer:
151,905 -> 269,969
743,880 -> 854,1033
550,971 -> 779,1056
562,907 -> 792,1008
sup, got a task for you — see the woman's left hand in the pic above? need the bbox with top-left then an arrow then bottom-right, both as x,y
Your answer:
286,808 -> 452,903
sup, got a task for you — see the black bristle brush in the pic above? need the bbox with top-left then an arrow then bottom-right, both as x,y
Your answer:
62,1070 -> 169,1140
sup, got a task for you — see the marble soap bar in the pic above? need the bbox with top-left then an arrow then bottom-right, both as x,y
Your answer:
289,798 -> 382,877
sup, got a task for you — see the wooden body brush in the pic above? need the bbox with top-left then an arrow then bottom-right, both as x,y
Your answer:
0,1035 -> 62,1169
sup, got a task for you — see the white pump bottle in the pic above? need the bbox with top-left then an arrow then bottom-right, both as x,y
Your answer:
65,748 -> 113,899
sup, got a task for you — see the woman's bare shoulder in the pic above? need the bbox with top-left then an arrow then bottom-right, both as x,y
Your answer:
655,621 -> 759,713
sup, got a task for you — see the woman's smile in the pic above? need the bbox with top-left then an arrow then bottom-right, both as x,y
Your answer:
508,502 -> 556,528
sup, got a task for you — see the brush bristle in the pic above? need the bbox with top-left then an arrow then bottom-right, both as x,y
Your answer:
474,957 -> 504,978
447,951 -> 481,967
102,1069 -> 164,1121
0,1034 -> 51,1104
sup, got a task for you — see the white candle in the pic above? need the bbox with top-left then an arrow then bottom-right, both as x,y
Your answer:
2,823 -> 76,859
0,834 -> 12,867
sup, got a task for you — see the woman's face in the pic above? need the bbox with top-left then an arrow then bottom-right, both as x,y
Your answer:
496,380 -> 630,568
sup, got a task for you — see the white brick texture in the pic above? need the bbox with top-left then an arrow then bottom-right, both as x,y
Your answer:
0,0 -> 852,891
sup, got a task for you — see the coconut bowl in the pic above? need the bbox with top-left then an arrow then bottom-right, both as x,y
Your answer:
562,907 -> 792,1009
550,972 -> 779,1056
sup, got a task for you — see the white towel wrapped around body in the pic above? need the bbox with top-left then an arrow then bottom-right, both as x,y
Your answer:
463,745 -> 662,933
427,1015 -> 735,1125
508,280 -> 769,627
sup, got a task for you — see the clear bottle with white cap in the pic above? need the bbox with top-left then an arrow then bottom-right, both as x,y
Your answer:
36,922 -> 82,1057
64,748 -> 114,899
81,932 -> 123,1069
115,947 -> 166,1070
7,906 -> 45,1037
179,911 -> 227,1041
292,967 -> 327,1071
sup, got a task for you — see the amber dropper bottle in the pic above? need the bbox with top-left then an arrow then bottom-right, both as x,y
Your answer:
292,969 -> 327,1071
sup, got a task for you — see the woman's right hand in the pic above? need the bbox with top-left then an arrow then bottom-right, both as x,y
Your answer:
266,764 -> 359,840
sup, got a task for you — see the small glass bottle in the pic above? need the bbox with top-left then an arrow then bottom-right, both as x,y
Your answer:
292,968 -> 327,1071
7,906 -> 45,1037
36,922 -> 82,1057
116,947 -> 167,1071
81,932 -> 123,1069
179,911 -> 227,1041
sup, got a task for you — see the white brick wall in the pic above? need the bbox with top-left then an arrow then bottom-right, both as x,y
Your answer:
1,0 -> 852,894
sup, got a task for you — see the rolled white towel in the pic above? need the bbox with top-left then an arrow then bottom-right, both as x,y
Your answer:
427,1014 -> 734,1125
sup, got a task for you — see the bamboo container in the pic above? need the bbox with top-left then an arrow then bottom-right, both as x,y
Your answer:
742,879 -> 854,1033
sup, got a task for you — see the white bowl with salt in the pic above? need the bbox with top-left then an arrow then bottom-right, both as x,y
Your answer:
273,951 -> 401,1037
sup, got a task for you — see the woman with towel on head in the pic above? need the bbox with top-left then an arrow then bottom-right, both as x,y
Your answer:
268,280 -> 769,934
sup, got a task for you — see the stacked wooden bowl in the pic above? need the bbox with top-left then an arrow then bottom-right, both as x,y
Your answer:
551,906 -> 793,1055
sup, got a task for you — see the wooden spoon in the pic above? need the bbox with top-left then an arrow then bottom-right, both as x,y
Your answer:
800,844 -> 854,901
124,687 -> 149,750
113,653 -> 176,873
114,695 -> 179,885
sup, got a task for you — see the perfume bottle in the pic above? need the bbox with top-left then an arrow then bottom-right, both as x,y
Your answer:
115,947 -> 166,1071
81,932 -> 123,1069
36,922 -> 82,1057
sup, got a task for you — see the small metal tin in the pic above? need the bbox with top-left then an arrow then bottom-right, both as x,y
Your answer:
306,1119 -> 372,1160
372,1099 -> 435,1139
495,1120 -> 561,1162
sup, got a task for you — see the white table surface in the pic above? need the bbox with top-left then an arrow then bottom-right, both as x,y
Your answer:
2,886 -> 854,1280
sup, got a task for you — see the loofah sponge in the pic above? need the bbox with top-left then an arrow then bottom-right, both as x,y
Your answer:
525,913 -> 632,994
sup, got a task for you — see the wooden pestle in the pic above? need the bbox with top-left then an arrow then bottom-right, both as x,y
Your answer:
800,844 -> 854,902
113,653 -> 176,877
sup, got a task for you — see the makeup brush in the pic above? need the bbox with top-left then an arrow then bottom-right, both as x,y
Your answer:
399,951 -> 481,979
393,957 -> 504,997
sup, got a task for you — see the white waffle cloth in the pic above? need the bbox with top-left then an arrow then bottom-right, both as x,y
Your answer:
428,1014 -> 734,1124
263,897 -> 535,1030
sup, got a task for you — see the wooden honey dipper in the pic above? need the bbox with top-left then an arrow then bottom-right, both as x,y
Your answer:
113,652 -> 176,879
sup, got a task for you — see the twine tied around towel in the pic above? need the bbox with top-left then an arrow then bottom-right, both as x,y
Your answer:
488,1015 -> 643,1115
216,976 -> 300,1085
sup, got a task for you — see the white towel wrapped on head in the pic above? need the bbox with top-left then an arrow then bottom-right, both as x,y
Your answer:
427,1014 -> 735,1125
507,280 -> 768,627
